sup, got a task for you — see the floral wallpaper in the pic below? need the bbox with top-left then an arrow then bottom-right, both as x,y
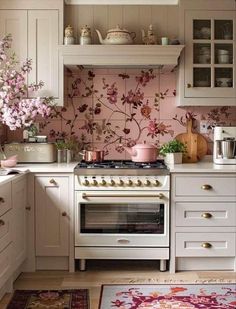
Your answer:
6,67 -> 236,160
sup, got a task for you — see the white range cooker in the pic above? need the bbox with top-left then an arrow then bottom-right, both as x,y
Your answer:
74,160 -> 170,271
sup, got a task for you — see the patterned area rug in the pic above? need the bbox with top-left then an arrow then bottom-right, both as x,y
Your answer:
7,289 -> 89,309
99,284 -> 236,309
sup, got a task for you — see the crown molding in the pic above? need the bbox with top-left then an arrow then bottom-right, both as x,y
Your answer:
65,0 -> 178,5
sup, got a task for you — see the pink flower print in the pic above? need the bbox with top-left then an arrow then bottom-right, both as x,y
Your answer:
135,69 -> 156,87
147,119 -> 159,138
122,89 -> 144,107
107,83 -> 118,104
140,102 -> 152,118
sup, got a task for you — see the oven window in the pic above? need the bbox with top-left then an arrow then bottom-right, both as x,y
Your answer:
80,203 -> 165,234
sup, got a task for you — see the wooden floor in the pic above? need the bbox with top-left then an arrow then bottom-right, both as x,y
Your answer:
1,260 -> 235,309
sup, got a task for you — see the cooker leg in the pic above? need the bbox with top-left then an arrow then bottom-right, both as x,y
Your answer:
79,259 -> 86,271
160,259 -> 167,272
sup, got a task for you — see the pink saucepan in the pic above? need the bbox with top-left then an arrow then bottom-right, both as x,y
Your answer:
124,143 -> 158,162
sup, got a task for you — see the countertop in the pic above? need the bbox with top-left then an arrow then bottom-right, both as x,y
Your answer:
168,161 -> 236,173
14,162 -> 78,173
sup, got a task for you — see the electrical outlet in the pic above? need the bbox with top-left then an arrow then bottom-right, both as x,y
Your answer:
200,120 -> 208,134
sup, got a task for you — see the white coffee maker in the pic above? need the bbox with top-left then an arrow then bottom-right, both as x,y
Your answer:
213,126 -> 236,164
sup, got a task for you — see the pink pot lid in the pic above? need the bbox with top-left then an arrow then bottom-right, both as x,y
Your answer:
133,143 -> 156,149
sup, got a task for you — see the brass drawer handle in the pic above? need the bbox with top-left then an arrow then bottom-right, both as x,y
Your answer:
0,197 -> 5,203
187,83 -> 192,88
201,242 -> 212,249
26,206 -> 31,211
117,239 -> 130,244
201,184 -> 212,190
0,219 -> 5,226
201,212 -> 212,219
62,211 -> 67,217
49,179 -> 57,185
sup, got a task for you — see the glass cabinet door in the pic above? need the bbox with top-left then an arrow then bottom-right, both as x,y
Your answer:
185,11 -> 235,98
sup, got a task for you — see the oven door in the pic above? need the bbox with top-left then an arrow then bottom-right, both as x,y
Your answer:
75,191 -> 169,247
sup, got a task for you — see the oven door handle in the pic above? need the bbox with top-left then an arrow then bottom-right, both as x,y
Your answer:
81,193 -> 165,199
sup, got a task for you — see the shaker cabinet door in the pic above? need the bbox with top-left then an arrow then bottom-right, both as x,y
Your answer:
28,10 -> 59,99
0,10 -> 27,66
35,176 -> 69,256
12,177 -> 27,271
185,10 -> 236,99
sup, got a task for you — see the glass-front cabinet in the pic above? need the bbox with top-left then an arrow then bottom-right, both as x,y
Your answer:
183,10 -> 236,103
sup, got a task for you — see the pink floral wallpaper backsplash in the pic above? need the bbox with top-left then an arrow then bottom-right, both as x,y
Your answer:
6,68 -> 236,160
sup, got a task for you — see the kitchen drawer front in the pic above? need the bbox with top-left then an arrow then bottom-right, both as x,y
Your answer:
0,182 -> 11,217
0,210 -> 12,253
176,233 -> 235,257
0,243 -> 12,289
175,176 -> 236,197
176,202 -> 236,227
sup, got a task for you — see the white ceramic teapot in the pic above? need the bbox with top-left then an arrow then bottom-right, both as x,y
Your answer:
96,25 -> 136,45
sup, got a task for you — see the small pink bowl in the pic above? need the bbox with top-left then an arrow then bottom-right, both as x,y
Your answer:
1,159 -> 17,168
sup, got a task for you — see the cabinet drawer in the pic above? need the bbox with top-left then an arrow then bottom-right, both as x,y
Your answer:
0,243 -> 12,289
176,233 -> 235,257
0,210 -> 12,253
0,182 -> 11,217
176,202 -> 236,227
175,176 -> 236,197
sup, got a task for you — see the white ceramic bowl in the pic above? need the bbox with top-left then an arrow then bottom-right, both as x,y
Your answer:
217,49 -> 229,55
216,77 -> 232,87
217,54 -> 230,64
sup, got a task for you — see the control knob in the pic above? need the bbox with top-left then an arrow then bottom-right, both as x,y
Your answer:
119,179 -> 124,186
110,179 -> 116,186
82,179 -> 89,186
92,179 -> 98,186
135,179 -> 142,186
145,180 -> 151,186
101,179 -> 107,186
155,180 -> 160,186
128,180 -> 133,187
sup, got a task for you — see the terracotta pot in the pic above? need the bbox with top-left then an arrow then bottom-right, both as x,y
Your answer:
80,150 -> 105,162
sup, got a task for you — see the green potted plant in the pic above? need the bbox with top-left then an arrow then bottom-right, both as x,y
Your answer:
159,140 -> 186,164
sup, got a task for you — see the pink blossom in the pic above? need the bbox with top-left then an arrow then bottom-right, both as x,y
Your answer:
0,34 -> 53,130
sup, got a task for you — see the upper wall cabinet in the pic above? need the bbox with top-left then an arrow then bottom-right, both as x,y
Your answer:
178,2 -> 236,106
0,1 -> 63,106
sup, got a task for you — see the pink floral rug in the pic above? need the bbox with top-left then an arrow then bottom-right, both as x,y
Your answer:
7,289 -> 89,309
99,284 -> 236,309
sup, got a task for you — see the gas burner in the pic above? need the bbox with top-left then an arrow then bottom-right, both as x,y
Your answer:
76,160 -> 167,170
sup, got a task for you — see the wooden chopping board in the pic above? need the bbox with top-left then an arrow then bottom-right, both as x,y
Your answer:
175,119 -> 208,163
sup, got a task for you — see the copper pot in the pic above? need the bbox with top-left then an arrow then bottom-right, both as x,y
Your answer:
80,150 -> 105,162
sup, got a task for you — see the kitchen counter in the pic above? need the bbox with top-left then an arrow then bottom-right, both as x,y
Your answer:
168,161 -> 236,173
15,162 -> 78,173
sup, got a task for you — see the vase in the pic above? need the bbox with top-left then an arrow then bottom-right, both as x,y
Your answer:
164,152 -> 183,164
57,149 -> 66,163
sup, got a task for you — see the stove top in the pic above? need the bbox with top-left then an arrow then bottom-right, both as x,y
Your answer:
74,160 -> 169,176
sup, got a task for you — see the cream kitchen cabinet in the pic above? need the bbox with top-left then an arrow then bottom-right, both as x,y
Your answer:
35,176 -> 70,257
12,176 -> 27,272
178,0 -> 236,106
0,1 -> 63,105
0,175 -> 27,299
170,173 -> 236,273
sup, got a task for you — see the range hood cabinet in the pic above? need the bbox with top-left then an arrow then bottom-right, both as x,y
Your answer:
59,45 -> 184,70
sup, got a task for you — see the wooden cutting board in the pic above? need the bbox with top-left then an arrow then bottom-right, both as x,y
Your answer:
175,119 -> 207,163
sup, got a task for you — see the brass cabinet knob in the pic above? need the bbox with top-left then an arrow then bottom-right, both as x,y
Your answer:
0,219 -> 5,226
100,179 -> 107,186
201,184 -> 212,190
136,180 -> 142,186
25,206 -> 31,211
201,242 -> 212,249
187,83 -> 192,88
0,197 -> 5,203
62,211 -> 67,217
82,179 -> 89,186
49,179 -> 57,185
201,212 -> 212,219
92,179 -> 98,186
110,179 -> 116,186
